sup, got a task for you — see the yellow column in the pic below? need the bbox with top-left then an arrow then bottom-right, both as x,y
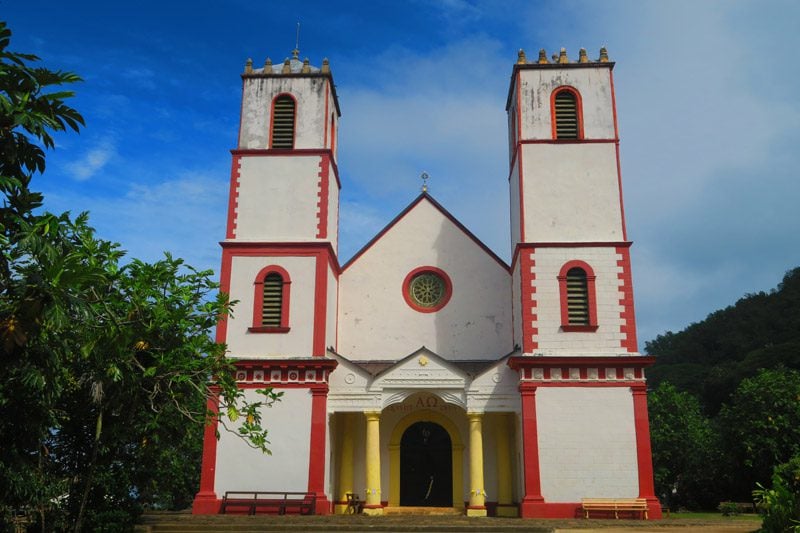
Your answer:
467,412 -> 487,517
363,411 -> 383,515
495,413 -> 518,517
335,414 -> 355,514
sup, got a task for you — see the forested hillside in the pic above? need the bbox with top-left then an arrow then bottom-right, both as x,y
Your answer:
646,267 -> 800,413
644,267 -> 800,516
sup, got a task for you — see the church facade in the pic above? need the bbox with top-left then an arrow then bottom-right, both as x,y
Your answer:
192,47 -> 661,519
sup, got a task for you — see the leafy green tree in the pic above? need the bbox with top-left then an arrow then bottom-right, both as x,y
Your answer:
718,368 -> 800,500
648,382 -> 721,509
753,454 -> 800,533
0,21 -> 278,531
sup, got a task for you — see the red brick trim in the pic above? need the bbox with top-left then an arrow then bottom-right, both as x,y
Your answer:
225,155 -> 241,239
308,383 -> 331,514
192,392 -> 221,514
632,386 -> 663,518
519,250 -> 538,352
316,155 -> 330,239
519,382 -> 544,516
616,246 -> 638,352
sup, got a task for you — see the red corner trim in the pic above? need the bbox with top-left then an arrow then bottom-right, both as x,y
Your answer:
316,155 -> 330,239
519,250 -> 538,352
312,251 -> 328,357
616,246 -> 638,352
557,260 -> 598,328
193,392 -> 221,514
215,251 -> 233,344
308,383 -> 330,514
519,382 -> 544,513
225,155 -> 241,239
341,193 -> 509,272
251,265 -> 291,330
401,266 -> 453,313
631,387 -> 661,516
550,86 -> 584,140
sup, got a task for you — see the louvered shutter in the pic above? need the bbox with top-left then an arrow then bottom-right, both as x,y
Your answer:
271,96 -> 295,148
554,91 -> 578,139
566,267 -> 589,325
262,273 -> 283,327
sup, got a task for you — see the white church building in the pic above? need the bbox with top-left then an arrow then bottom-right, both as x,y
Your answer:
192,46 -> 661,519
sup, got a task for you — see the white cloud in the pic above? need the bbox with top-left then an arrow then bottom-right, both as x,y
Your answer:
65,140 -> 117,181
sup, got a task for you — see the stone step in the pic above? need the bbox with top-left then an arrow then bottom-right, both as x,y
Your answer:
382,506 -> 463,515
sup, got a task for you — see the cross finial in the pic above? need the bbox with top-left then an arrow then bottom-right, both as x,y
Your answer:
420,171 -> 430,193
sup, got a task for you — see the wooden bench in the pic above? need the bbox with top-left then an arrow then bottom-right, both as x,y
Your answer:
220,491 -> 316,515
581,498 -> 648,519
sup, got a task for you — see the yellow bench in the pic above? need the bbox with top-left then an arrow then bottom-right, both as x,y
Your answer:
581,498 -> 648,519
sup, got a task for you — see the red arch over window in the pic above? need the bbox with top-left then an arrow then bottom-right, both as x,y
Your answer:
250,265 -> 291,333
269,93 -> 297,149
557,260 -> 598,331
550,86 -> 584,140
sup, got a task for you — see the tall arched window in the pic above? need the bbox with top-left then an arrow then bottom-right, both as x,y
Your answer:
558,260 -> 598,331
270,94 -> 296,149
250,265 -> 291,333
551,87 -> 583,140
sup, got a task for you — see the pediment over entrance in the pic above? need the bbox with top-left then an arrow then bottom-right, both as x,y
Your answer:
370,348 -> 468,392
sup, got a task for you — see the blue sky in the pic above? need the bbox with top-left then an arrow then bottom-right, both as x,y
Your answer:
5,1 -> 799,347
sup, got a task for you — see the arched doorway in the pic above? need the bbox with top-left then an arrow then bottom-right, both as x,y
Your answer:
400,421 -> 453,506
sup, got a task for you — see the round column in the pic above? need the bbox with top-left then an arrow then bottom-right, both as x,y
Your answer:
467,412 -> 487,517
363,411 -> 383,515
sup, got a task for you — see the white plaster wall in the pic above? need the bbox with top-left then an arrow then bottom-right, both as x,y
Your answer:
509,161 -> 521,249
215,388 -> 312,493
518,67 -> 615,140
235,156 -> 322,241
226,255 -> 316,357
326,266 -> 338,349
511,262 -> 522,351
339,199 -> 512,360
325,158 -> 340,253
536,387 -> 639,502
533,247 -> 626,354
239,76 -> 329,149
520,143 -> 623,242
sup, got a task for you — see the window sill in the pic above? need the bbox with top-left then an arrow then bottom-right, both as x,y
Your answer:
248,326 -> 290,334
560,325 -> 599,332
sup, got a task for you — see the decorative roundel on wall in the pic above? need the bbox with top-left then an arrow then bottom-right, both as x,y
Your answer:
402,266 -> 452,313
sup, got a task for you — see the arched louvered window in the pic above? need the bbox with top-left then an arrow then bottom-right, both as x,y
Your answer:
261,273 -> 283,326
250,266 -> 291,333
558,261 -> 598,331
551,87 -> 582,139
270,94 -> 296,149
566,268 -> 589,325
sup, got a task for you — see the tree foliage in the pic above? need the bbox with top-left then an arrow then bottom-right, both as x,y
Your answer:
648,382 -> 721,509
0,21 -> 277,531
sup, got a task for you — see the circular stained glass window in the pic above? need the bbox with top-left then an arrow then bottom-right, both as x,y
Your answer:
409,272 -> 446,308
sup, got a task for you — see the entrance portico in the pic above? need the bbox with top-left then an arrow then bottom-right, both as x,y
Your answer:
327,348 -> 521,516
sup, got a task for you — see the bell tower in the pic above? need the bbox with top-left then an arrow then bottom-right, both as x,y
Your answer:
194,51 -> 340,515
506,48 -> 660,519
507,46 -> 635,356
